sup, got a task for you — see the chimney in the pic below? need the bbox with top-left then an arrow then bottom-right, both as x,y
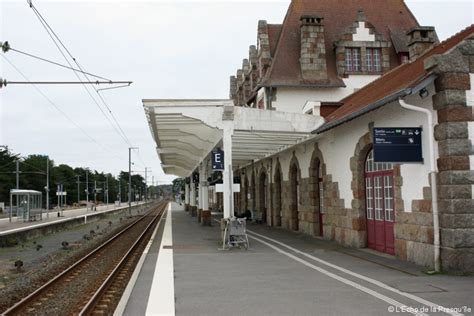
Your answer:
406,26 -> 439,60
229,76 -> 237,104
249,45 -> 258,89
300,15 -> 327,81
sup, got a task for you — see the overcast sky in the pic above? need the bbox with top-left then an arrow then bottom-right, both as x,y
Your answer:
0,0 -> 472,184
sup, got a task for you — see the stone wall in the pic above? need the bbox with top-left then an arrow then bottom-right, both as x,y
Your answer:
428,39 -> 474,272
395,186 -> 434,268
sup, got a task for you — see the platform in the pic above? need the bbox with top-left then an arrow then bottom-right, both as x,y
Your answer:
120,202 -> 474,316
0,202 -> 146,236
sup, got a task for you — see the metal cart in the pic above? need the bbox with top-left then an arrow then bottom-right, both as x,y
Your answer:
222,217 -> 249,250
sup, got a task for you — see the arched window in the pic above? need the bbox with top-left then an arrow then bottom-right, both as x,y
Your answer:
365,150 -> 395,255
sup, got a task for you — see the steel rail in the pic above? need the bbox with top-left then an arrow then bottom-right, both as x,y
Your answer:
2,202 -> 163,315
79,202 -> 167,315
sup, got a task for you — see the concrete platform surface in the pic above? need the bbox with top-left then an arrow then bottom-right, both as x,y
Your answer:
0,202 -> 146,235
122,203 -> 474,316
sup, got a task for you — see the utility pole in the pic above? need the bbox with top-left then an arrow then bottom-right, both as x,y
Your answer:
16,159 -> 19,189
118,175 -> 121,205
16,159 -> 19,216
57,184 -> 60,216
145,167 -> 148,203
94,180 -> 97,211
106,176 -> 109,208
85,169 -> 89,210
77,175 -> 80,205
46,157 -> 50,218
128,147 -> 138,215
152,175 -> 154,200
129,148 -> 132,215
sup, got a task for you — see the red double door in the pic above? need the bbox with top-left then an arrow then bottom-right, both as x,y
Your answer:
365,171 -> 395,255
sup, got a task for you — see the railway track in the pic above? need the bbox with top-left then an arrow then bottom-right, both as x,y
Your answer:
3,201 -> 168,316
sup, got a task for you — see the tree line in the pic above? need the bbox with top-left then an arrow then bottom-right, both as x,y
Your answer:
0,148 -> 162,209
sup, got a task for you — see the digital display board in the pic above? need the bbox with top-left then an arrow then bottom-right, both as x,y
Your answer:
373,128 -> 423,163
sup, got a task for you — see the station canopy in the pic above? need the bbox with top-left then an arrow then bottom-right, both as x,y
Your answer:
144,99 -> 324,177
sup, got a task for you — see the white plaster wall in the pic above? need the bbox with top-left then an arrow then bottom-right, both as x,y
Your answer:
319,86 -> 437,211
256,83 -> 438,212
353,21 -> 375,42
272,76 -> 379,114
343,75 -> 380,95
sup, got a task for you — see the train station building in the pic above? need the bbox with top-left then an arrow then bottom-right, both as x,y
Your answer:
144,0 -> 474,273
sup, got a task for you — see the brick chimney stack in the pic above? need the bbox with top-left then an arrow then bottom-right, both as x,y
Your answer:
406,26 -> 439,60
300,15 -> 328,81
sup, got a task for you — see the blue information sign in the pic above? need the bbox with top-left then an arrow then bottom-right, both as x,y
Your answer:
212,149 -> 224,171
373,128 -> 423,163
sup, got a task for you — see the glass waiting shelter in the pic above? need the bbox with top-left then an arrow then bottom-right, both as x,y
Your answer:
9,189 -> 43,222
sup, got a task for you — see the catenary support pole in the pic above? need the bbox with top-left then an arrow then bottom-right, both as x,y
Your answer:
145,167 -> 148,203
94,180 -> 97,211
15,159 -> 19,218
399,98 -> 440,272
118,176 -> 121,205
106,176 -> 109,207
77,175 -> 80,205
85,169 -> 89,211
46,157 -> 49,218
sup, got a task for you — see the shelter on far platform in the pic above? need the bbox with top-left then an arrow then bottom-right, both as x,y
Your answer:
9,189 -> 43,222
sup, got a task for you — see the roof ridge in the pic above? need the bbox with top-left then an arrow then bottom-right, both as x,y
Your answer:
260,0 -> 296,86
401,0 -> 420,27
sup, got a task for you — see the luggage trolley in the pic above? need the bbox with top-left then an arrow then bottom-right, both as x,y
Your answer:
222,217 -> 249,250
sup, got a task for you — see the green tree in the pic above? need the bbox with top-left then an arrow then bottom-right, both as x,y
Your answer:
0,148 -> 17,206
172,178 -> 185,200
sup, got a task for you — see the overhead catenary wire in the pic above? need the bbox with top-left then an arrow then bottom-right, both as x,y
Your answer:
1,55 -> 127,164
27,1 -> 135,149
3,45 -> 111,81
75,60 -> 134,147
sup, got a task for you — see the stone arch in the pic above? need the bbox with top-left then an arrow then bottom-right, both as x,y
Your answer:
350,131 -> 373,248
239,171 -> 249,215
258,166 -> 268,223
309,144 -> 325,236
288,154 -> 301,231
273,161 -> 283,226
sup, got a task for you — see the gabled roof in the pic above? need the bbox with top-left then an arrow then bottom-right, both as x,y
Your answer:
315,24 -> 474,133
267,24 -> 283,56
260,0 -> 419,88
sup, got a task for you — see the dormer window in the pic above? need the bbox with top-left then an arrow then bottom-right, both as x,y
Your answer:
366,48 -> 381,72
345,48 -> 361,72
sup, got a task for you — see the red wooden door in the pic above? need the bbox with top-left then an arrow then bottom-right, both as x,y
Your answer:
365,151 -> 395,255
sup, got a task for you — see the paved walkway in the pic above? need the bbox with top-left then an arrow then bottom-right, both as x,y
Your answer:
121,203 -> 474,316
0,202 -> 146,235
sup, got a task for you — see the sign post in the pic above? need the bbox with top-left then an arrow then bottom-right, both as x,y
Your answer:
373,127 -> 423,163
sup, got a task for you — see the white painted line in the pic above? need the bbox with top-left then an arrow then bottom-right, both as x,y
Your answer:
248,233 -> 426,316
114,203 -> 168,316
247,230 -> 463,316
146,203 -> 175,316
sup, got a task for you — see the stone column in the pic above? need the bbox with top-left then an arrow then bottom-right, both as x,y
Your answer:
197,175 -> 202,222
201,184 -> 211,226
184,183 -> 190,212
427,41 -> 474,273
190,181 -> 197,217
